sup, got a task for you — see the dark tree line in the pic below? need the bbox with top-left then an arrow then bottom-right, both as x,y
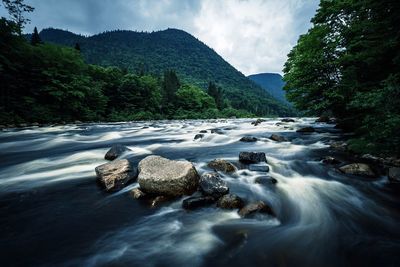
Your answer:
284,0 -> 400,156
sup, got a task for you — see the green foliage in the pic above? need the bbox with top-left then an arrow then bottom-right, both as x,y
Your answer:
284,0 -> 400,156
0,16 -> 257,124
207,82 -> 225,110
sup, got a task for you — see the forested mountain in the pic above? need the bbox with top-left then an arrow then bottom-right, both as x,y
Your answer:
36,28 -> 294,116
248,73 -> 289,104
284,0 -> 400,156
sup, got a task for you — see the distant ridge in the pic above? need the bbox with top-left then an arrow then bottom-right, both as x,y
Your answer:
36,28 -> 294,116
248,73 -> 289,105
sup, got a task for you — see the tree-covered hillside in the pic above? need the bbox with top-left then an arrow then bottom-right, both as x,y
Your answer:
37,28 -> 294,116
248,73 -> 289,104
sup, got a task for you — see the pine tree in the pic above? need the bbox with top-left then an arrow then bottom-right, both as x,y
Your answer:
207,81 -> 224,110
74,43 -> 81,51
30,26 -> 41,45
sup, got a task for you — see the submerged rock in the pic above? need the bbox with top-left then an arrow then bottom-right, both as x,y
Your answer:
199,130 -> 207,133
315,116 -> 330,123
240,136 -> 258,142
138,155 -> 200,196
182,196 -> 215,210
269,134 -> 287,142
150,195 -> 172,208
104,144 -> 131,161
254,176 -> 277,185
238,201 -> 274,218
95,159 -> 138,192
199,172 -> 229,198
130,188 -> 147,199
211,129 -> 224,135
194,134 -> 204,140
329,141 -> 348,151
208,159 -> 237,173
248,163 -> 270,172
322,156 -> 341,165
251,119 -> 265,126
388,167 -> 400,183
217,194 -> 245,209
281,118 -> 295,123
296,127 -> 315,133
239,152 -> 267,163
339,163 -> 375,177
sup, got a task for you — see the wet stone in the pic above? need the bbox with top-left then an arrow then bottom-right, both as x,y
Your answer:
182,196 -> 215,210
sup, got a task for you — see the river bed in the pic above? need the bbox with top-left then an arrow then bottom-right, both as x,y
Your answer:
0,118 -> 399,267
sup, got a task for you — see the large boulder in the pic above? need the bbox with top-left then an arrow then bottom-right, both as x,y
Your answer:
138,155 -> 200,196
296,127 -> 315,133
199,172 -> 229,198
239,152 -> 267,163
240,136 -> 258,142
238,201 -> 274,218
104,144 -> 131,160
269,134 -> 287,142
388,167 -> 400,183
95,159 -> 138,192
339,163 -> 375,177
207,159 -> 237,173
182,196 -> 215,210
217,194 -> 244,209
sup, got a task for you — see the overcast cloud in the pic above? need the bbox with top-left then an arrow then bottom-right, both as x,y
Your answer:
0,0 -> 319,75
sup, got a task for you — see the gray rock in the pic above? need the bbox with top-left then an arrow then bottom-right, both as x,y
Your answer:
208,159 -> 237,173
95,159 -> 138,192
238,201 -> 274,218
104,144 -> 131,161
249,163 -> 270,172
240,136 -> 258,142
339,163 -> 375,177
199,172 -> 229,198
315,116 -> 330,123
329,141 -> 348,151
194,134 -> 204,140
138,155 -> 200,196
130,188 -> 147,199
211,129 -> 224,134
251,119 -> 266,126
388,167 -> 400,183
239,152 -> 267,163
217,194 -> 244,209
199,130 -> 207,133
296,127 -> 315,133
269,134 -> 287,142
182,196 -> 215,210
281,118 -> 295,122
254,176 -> 277,185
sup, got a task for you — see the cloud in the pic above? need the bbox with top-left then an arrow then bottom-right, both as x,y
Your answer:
0,0 -> 319,75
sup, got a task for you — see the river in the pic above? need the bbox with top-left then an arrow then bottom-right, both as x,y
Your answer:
0,118 -> 399,267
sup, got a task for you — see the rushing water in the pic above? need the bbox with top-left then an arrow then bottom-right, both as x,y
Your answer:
0,118 -> 399,267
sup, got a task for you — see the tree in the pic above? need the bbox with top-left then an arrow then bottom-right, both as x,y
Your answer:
30,26 -> 42,45
74,43 -> 81,51
207,81 -> 224,110
283,0 -> 400,156
161,69 -> 180,113
1,0 -> 34,34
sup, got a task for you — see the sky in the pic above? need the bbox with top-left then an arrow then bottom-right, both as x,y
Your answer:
0,0 -> 319,75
